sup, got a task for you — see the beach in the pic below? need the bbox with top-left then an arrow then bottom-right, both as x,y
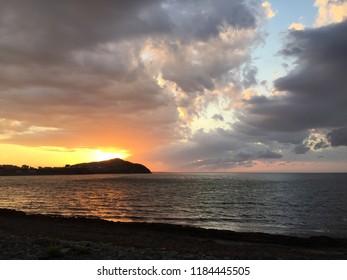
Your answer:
0,208 -> 346,260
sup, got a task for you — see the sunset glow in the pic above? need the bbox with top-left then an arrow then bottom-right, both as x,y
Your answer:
0,0 -> 346,172
92,150 -> 131,162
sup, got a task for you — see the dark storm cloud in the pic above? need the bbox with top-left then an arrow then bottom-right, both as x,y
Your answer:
243,20 -> 347,133
0,0 -> 170,62
313,140 -> 329,150
293,144 -> 310,155
327,127 -> 347,146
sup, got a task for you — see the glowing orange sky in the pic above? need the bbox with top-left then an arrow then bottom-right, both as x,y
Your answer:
0,1 -> 347,172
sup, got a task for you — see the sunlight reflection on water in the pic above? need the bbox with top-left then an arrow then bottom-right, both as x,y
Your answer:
0,173 -> 346,237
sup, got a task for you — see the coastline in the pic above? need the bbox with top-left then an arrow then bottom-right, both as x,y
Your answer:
0,158 -> 151,176
0,208 -> 346,260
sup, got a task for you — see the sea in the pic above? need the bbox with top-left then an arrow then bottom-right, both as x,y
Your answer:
0,172 -> 346,238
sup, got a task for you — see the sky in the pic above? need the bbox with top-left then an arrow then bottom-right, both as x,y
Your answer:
0,0 -> 346,172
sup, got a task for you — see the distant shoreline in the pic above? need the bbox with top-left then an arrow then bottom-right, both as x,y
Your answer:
0,208 -> 346,260
0,158 -> 151,176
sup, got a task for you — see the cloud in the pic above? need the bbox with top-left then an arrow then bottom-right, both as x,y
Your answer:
262,2 -> 276,19
288,22 -> 305,30
0,0 -> 347,170
150,127 -> 284,170
6,1 -> 342,171
164,0 -> 258,41
212,114 -> 224,122
0,0 -> 170,57
313,140 -> 329,150
242,66 -> 258,88
315,0 -> 347,26
188,148 -> 282,170
257,149 -> 283,159
242,20 -> 347,134
327,127 -> 347,146
0,0 -> 265,161
199,19 -> 347,169
293,144 -> 310,154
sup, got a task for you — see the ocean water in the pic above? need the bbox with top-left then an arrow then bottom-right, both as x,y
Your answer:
0,173 -> 346,237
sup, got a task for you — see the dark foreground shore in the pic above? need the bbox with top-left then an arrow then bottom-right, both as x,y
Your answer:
0,209 -> 346,260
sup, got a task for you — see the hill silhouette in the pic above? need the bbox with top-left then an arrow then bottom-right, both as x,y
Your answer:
0,158 -> 151,176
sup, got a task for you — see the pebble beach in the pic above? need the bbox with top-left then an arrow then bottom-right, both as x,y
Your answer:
0,208 -> 346,260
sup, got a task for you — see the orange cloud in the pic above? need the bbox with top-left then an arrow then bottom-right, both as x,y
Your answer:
315,0 -> 347,26
288,22 -> 305,30
262,2 -> 276,19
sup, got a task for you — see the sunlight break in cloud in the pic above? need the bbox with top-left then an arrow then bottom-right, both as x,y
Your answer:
288,22 -> 305,30
315,0 -> 347,26
262,1 -> 276,19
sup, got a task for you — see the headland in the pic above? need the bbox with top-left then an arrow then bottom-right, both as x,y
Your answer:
0,158 -> 151,176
